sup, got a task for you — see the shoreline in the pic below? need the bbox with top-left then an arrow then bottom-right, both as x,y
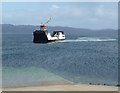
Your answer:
2,83 -> 118,91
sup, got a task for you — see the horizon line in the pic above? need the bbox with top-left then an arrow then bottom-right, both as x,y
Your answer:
1,23 -> 117,31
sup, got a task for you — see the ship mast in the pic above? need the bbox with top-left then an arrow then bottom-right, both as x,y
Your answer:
40,17 -> 51,31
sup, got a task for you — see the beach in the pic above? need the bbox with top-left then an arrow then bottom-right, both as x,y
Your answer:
2,84 -> 118,91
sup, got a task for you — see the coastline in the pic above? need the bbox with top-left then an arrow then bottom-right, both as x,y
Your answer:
2,83 -> 118,91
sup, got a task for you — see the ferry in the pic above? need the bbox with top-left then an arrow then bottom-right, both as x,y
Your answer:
33,18 -> 65,43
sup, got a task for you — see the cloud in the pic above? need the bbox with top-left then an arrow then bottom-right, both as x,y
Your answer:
95,5 -> 104,17
52,5 -> 60,9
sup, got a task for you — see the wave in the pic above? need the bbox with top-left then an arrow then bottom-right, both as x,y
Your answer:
63,37 -> 117,42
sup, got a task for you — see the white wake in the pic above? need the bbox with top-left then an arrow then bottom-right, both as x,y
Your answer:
63,37 -> 117,42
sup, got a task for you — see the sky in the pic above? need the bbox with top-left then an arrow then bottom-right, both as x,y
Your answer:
2,2 -> 118,29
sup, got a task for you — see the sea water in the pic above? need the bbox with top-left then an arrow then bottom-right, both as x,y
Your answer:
2,34 -> 118,87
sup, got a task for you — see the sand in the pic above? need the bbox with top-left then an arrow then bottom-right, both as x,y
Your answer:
2,84 -> 118,91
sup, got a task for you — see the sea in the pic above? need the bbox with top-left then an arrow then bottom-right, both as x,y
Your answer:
2,33 -> 118,87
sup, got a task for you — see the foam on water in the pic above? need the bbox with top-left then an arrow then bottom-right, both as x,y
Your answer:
63,37 -> 117,42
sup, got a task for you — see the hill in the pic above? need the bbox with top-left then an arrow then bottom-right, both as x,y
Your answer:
2,24 -> 118,38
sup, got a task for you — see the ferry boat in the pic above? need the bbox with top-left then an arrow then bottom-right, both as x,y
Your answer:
33,18 -> 65,43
